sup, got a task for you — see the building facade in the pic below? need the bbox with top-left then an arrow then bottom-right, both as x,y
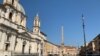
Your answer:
79,34 -> 100,56
44,41 -> 78,56
44,40 -> 60,56
63,46 -> 78,56
0,0 -> 47,56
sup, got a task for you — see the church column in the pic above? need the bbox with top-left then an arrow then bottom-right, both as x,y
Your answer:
14,0 -> 18,8
1,11 -> 5,18
24,41 -> 29,54
30,41 -> 37,54
38,42 -> 41,56
23,17 -> 26,28
16,13 -> 21,25
0,31 -> 7,51
12,12 -> 16,22
14,38 -> 22,53
5,9 -> 10,19
0,31 -> 6,56
10,34 -> 16,53
42,41 -> 44,56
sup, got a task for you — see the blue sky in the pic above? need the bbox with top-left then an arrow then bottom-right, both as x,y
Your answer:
0,0 -> 100,47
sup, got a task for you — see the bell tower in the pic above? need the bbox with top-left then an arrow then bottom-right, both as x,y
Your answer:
33,13 -> 40,34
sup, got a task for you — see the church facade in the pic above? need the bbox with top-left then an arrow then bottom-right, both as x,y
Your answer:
0,0 -> 47,56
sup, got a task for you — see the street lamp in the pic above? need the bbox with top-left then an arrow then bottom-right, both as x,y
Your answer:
82,14 -> 87,56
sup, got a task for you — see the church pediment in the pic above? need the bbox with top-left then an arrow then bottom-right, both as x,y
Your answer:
19,31 -> 32,38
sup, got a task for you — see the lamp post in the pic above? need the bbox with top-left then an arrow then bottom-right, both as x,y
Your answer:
82,14 -> 87,56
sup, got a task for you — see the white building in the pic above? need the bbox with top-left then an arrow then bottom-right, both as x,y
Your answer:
0,0 -> 47,56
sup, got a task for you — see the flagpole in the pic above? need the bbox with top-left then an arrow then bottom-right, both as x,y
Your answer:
82,14 -> 87,56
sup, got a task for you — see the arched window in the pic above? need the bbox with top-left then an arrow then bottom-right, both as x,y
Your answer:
22,45 -> 25,54
22,41 -> 26,54
9,13 -> 12,20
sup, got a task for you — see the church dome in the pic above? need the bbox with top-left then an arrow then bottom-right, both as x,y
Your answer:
17,3 -> 25,15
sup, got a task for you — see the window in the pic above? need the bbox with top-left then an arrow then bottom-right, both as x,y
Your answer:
9,13 -> 12,20
22,45 -> 25,54
99,37 -> 100,40
5,33 -> 11,51
99,42 -> 100,45
41,49 -> 43,55
7,33 -> 11,41
99,48 -> 100,52
5,44 -> 9,51
22,41 -> 26,54
12,0 -> 14,5
29,45 -> 31,54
